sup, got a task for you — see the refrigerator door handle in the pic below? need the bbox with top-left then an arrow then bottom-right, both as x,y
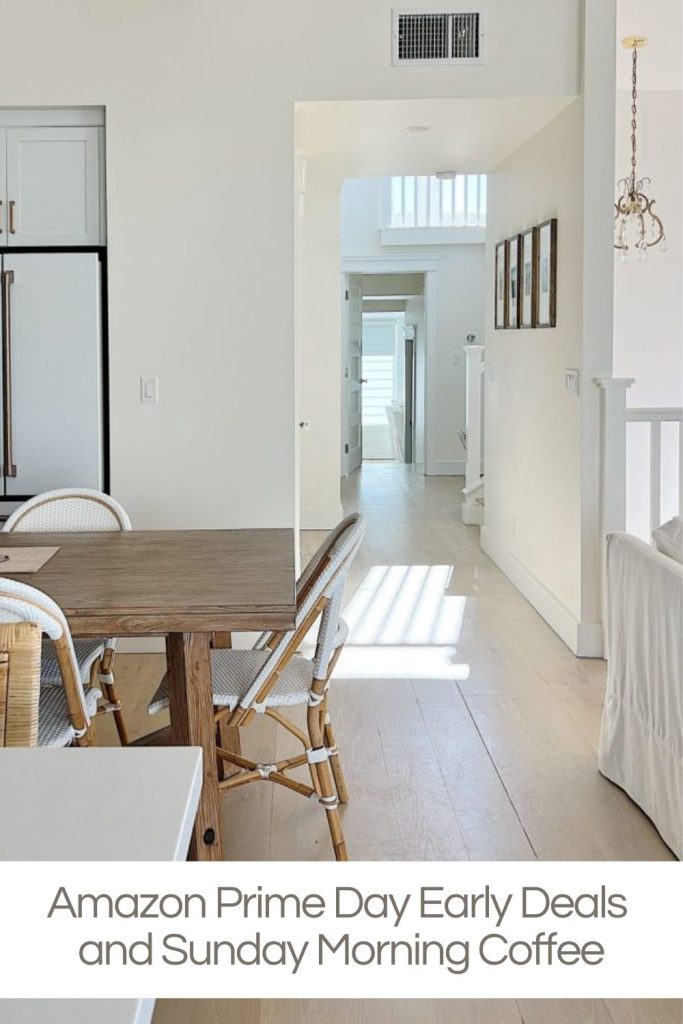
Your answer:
1,270 -> 17,478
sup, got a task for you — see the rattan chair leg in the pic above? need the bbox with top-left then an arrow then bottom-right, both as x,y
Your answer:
324,715 -> 349,804
308,701 -> 349,860
216,715 -> 241,781
104,680 -> 129,746
317,757 -> 348,861
98,647 -> 129,746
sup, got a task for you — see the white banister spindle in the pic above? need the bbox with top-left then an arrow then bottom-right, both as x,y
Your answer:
462,344 -> 485,525
649,420 -> 662,534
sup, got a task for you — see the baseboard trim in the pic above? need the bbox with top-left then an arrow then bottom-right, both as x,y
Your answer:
433,460 -> 465,476
300,504 -> 345,530
480,528 -> 603,658
462,499 -> 484,526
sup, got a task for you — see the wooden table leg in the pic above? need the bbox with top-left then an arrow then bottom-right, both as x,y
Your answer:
166,632 -> 223,861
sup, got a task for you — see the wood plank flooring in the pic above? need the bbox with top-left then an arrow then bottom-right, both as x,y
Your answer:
153,1000 -> 683,1024
99,465 -> 672,864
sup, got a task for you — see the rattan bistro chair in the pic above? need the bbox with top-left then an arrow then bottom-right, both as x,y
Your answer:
3,488 -> 132,744
149,513 -> 365,861
0,578 -> 99,747
0,622 -> 41,746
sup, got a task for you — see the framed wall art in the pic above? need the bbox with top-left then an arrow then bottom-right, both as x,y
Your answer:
505,234 -> 521,329
536,218 -> 557,328
520,227 -> 537,328
494,240 -> 507,329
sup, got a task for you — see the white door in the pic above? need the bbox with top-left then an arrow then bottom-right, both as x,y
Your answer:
2,253 -> 103,496
5,127 -> 102,246
344,276 -> 363,473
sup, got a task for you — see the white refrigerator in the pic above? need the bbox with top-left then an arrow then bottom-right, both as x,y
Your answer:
0,252 -> 103,502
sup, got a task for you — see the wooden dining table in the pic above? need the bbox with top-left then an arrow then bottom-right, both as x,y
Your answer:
1,528 -> 297,861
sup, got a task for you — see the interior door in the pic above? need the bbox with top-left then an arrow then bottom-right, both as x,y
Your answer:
5,127 -> 102,246
345,276 -> 363,473
3,253 -> 103,497
404,328 -> 415,464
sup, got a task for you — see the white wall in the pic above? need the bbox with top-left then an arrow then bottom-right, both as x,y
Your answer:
0,0 -> 582,533
481,1 -> 617,657
613,90 -> 683,407
613,89 -> 683,538
482,102 -> 585,624
341,177 -> 486,477
298,171 -> 345,528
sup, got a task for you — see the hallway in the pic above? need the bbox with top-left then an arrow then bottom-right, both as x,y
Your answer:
107,465 -> 673,861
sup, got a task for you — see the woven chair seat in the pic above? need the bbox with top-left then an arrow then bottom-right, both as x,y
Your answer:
41,636 -> 107,687
38,685 -> 101,748
148,649 -> 316,716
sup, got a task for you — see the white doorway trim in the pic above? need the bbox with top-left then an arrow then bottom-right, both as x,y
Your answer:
341,256 -> 440,475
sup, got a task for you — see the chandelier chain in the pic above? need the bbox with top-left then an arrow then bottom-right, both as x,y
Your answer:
630,46 -> 638,187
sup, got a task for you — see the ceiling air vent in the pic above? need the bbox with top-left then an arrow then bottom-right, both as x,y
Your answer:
392,8 -> 484,65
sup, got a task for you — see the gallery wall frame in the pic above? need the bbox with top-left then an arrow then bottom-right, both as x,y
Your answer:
535,217 -> 557,328
494,240 -> 507,329
505,233 -> 521,329
520,226 -> 537,328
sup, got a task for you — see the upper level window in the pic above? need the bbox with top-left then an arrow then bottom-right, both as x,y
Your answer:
387,174 -> 487,229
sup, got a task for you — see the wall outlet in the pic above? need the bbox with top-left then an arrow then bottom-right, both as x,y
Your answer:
452,352 -> 461,366
564,368 -> 580,396
140,376 -> 159,403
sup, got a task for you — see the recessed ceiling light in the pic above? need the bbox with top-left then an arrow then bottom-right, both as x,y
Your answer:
405,124 -> 430,133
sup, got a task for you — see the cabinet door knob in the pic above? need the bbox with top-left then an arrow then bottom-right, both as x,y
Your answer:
0,200 -> 3,234
8,200 -> 16,234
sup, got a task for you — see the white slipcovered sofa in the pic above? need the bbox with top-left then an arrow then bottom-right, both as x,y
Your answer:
599,518 -> 683,858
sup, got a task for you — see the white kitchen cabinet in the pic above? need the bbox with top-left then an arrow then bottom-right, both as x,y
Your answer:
0,126 -> 103,246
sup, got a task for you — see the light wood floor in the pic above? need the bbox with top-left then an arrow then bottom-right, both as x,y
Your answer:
98,465 -> 672,862
153,999 -> 683,1024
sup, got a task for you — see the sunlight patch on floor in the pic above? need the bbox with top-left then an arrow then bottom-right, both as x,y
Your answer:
333,644 -> 470,680
345,565 -> 466,645
332,565 -> 469,679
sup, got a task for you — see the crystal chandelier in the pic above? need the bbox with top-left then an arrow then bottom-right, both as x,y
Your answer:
614,36 -> 667,263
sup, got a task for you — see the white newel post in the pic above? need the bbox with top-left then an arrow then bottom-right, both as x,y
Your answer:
462,344 -> 485,525
594,377 -> 634,654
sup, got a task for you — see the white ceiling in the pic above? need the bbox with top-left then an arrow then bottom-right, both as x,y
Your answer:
296,96 -> 574,182
617,0 -> 682,90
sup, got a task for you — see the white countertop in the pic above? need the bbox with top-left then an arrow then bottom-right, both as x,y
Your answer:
2,1000 -> 155,1024
0,747 -> 202,1024
0,747 -> 202,861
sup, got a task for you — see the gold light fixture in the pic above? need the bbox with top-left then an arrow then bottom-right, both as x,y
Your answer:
614,36 -> 668,263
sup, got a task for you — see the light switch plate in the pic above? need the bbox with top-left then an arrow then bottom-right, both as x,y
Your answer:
564,369 -> 580,396
140,376 -> 159,404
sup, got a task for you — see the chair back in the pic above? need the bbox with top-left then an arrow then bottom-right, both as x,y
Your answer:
0,622 -> 41,746
237,513 -> 365,713
0,577 -> 90,736
3,488 -> 131,533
